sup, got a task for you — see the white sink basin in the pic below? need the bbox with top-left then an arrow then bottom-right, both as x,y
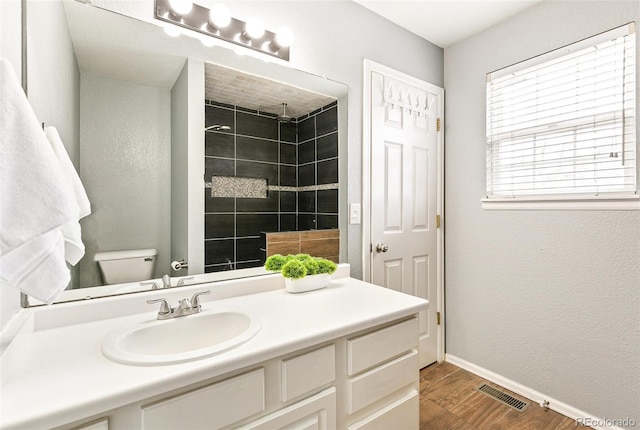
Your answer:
101,310 -> 261,366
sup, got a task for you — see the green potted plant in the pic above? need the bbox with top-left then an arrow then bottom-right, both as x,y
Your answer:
264,254 -> 337,293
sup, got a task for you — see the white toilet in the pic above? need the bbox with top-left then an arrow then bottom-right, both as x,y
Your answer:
94,248 -> 158,285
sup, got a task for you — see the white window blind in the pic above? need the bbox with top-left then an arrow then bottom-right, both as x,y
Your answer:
486,24 -> 637,201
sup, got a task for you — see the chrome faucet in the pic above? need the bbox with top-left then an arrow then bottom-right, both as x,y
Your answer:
162,274 -> 172,288
140,274 -> 173,290
147,290 -> 211,320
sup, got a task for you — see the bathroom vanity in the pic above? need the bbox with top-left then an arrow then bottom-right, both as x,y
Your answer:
0,265 -> 427,430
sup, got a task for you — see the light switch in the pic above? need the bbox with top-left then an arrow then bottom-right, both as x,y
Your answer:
349,203 -> 361,225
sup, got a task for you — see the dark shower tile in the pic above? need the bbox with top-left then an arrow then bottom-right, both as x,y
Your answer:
280,191 -> 296,212
298,191 -> 316,213
205,264 -> 234,273
204,189 -> 234,213
316,106 -> 338,136
236,214 -> 279,237
325,101 -> 338,109
236,160 -> 278,185
205,132 -> 234,158
205,157 -> 235,178
317,214 -> 338,229
317,159 -> 338,185
205,105 -> 235,132
317,189 -> 338,214
236,136 -> 278,163
280,214 -> 297,232
317,133 -> 338,161
298,214 -> 317,231
236,191 -> 279,213
279,165 -> 297,187
205,214 -> 235,239
298,140 -> 316,164
298,163 -> 316,187
298,116 -> 315,143
280,122 -> 297,143
204,239 -> 234,265
210,101 -> 234,109
237,106 -> 258,114
237,237 -> 263,262
280,143 -> 297,165
236,260 -> 264,269
236,111 -> 278,140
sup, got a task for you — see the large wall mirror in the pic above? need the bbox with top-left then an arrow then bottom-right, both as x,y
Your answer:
25,0 -> 348,305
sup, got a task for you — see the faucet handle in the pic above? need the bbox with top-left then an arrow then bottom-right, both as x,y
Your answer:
177,276 -> 196,287
140,281 -> 161,290
190,290 -> 211,309
147,298 -> 171,316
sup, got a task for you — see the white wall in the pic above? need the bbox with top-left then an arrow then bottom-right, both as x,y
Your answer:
78,74 -> 171,287
171,58 -> 205,275
444,0 -> 640,425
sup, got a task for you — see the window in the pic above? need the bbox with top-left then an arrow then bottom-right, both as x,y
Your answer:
485,23 -> 637,208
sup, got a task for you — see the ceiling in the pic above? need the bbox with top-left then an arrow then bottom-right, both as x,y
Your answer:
204,63 -> 336,118
353,0 -> 544,48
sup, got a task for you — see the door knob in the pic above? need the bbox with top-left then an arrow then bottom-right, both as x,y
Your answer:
375,243 -> 389,253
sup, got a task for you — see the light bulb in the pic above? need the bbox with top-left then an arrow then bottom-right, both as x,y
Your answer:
244,17 -> 265,39
209,3 -> 231,29
274,26 -> 293,48
168,0 -> 193,16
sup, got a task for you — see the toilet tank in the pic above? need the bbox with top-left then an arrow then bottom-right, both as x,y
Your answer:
94,248 -> 158,285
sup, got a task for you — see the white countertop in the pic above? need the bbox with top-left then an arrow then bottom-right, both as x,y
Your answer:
0,271 -> 427,429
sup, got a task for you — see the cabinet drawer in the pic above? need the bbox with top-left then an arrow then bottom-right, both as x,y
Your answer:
141,368 -> 264,430
347,317 -> 418,376
238,387 -> 336,430
347,390 -> 418,430
346,350 -> 417,415
281,344 -> 335,402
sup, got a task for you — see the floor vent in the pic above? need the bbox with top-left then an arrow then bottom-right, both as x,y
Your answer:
476,384 -> 529,412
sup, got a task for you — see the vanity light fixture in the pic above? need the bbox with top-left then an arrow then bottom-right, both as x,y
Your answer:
155,0 -> 292,61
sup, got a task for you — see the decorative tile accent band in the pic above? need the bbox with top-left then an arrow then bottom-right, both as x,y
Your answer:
204,181 -> 339,194
208,176 -> 268,198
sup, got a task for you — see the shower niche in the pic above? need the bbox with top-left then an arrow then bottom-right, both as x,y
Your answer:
202,64 -> 340,273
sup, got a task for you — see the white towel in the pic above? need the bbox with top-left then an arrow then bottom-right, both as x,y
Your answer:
0,58 -> 76,304
45,126 -> 91,265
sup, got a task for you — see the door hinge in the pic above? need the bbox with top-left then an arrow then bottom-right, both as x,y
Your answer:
436,215 -> 441,228
436,311 -> 441,325
436,117 -> 441,131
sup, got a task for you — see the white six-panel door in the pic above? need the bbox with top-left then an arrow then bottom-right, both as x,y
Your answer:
366,64 -> 443,368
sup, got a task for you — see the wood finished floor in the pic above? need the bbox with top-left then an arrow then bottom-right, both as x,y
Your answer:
420,362 -> 577,430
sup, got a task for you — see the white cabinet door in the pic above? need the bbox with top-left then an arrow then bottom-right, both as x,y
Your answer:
141,368 -> 264,430
239,388 -> 336,430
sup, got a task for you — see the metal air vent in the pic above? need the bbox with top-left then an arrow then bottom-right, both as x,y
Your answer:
476,384 -> 529,412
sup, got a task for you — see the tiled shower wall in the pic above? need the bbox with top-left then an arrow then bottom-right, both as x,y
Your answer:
204,101 -> 338,272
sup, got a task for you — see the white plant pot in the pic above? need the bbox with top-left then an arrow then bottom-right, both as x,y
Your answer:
284,273 -> 332,293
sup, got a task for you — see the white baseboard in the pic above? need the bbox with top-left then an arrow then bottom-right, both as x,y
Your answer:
444,354 -> 628,430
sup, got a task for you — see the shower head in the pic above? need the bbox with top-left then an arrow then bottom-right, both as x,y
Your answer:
205,124 -> 231,132
277,103 -> 293,123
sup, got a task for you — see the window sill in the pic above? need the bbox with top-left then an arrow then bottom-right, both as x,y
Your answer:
481,196 -> 640,211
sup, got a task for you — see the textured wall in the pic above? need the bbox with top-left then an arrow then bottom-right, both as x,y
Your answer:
444,0 -> 640,425
78,74 -> 172,287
